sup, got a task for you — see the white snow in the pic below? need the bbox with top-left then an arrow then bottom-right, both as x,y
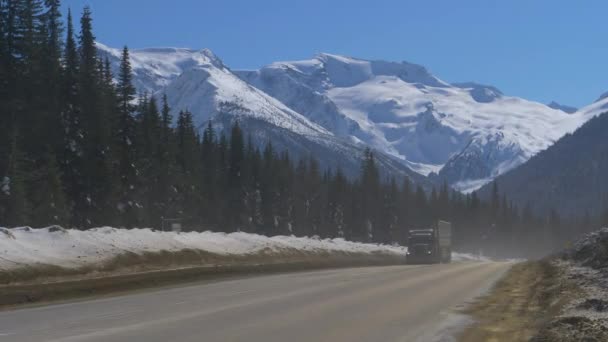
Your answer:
98,42 -> 332,138
325,74 -> 578,181
0,227 -> 406,270
237,53 -> 597,188
452,252 -> 491,262
0,226 -> 492,272
163,64 -> 331,136
96,42 -> 602,188
96,42 -> 223,94
570,95 -> 608,127
452,178 -> 494,194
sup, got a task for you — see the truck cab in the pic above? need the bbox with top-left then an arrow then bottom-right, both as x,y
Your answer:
406,229 -> 439,264
406,221 -> 452,264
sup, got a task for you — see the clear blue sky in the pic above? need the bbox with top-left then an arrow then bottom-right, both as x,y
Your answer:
61,0 -> 608,108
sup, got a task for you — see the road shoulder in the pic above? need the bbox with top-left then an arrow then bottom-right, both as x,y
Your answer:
0,253 -> 404,309
457,260 -> 577,342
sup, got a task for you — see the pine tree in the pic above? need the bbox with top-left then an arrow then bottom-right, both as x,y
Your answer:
1,136 -> 29,226
327,166 -> 347,238
160,94 -> 173,145
226,121 -> 245,230
292,158 -> 308,236
0,0 -> 12,180
276,150 -> 294,235
175,110 -> 201,222
108,46 -> 140,226
41,0 -> 63,153
117,46 -> 135,118
77,6 -> 112,226
200,121 -> 217,224
360,148 -> 380,242
156,95 -> 177,220
29,149 -> 69,226
60,8 -> 84,225
260,142 -> 277,234
136,96 -> 165,225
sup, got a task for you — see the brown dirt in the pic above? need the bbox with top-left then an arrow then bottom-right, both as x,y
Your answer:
458,260 -> 578,342
0,249 -> 404,308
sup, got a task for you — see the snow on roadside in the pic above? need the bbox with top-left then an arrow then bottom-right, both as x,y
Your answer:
0,226 -> 407,270
537,227 -> 608,339
452,252 -> 491,262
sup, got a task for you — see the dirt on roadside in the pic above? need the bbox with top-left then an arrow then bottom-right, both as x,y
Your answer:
458,260 -> 579,342
0,249 -> 404,309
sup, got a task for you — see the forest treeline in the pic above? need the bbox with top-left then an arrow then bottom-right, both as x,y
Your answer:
0,1 -> 602,257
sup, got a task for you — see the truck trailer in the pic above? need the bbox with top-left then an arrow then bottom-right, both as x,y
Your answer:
405,220 -> 452,264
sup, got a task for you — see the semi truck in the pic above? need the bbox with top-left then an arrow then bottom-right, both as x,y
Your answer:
405,220 -> 452,264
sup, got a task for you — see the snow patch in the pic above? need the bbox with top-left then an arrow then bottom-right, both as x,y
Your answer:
452,178 -> 493,193
0,227 -> 407,270
239,53 -> 594,185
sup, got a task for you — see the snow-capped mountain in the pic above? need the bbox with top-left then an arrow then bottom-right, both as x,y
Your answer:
237,53 -> 594,191
96,44 -> 431,186
96,42 -> 222,94
97,44 -> 598,192
575,93 -> 608,121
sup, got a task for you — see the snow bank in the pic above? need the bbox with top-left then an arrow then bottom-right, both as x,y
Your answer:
542,228 -> 608,338
452,252 -> 491,262
563,227 -> 608,268
0,226 -> 406,271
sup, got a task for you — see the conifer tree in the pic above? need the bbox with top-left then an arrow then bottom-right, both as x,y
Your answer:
29,149 -> 69,226
226,121 -> 245,230
0,0 -> 11,179
2,136 -> 29,226
60,8 -> 84,225
42,0 -> 63,153
110,46 -> 139,226
360,148 -> 380,241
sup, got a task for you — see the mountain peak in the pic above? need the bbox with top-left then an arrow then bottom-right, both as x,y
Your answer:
198,48 -> 225,68
452,82 -> 503,103
96,42 -> 228,93
594,91 -> 608,103
547,101 -> 577,114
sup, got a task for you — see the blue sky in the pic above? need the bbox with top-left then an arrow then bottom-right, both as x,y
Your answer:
61,0 -> 608,108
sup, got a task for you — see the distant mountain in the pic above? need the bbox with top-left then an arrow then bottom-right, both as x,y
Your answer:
479,112 -> 608,217
237,54 -> 590,191
595,92 -> 608,103
97,43 -> 596,191
96,44 -> 431,186
547,101 -> 578,114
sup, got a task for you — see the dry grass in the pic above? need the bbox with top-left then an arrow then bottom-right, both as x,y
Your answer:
458,260 -> 578,342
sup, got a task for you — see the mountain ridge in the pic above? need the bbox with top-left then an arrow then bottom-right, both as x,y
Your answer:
96,43 -> 433,188
96,43 -> 599,192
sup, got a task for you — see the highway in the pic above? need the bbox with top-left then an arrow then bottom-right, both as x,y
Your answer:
0,261 -> 512,342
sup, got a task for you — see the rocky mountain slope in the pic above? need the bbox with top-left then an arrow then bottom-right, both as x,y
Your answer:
96,44 -> 430,185
98,43 -> 598,191
480,111 -> 608,216
237,53 -> 593,191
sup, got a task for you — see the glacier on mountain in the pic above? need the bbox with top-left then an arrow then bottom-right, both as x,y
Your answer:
239,53 -> 593,190
97,43 -> 597,191
96,43 -> 431,187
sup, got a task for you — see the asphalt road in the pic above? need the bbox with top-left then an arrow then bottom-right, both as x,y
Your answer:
0,261 -> 512,342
